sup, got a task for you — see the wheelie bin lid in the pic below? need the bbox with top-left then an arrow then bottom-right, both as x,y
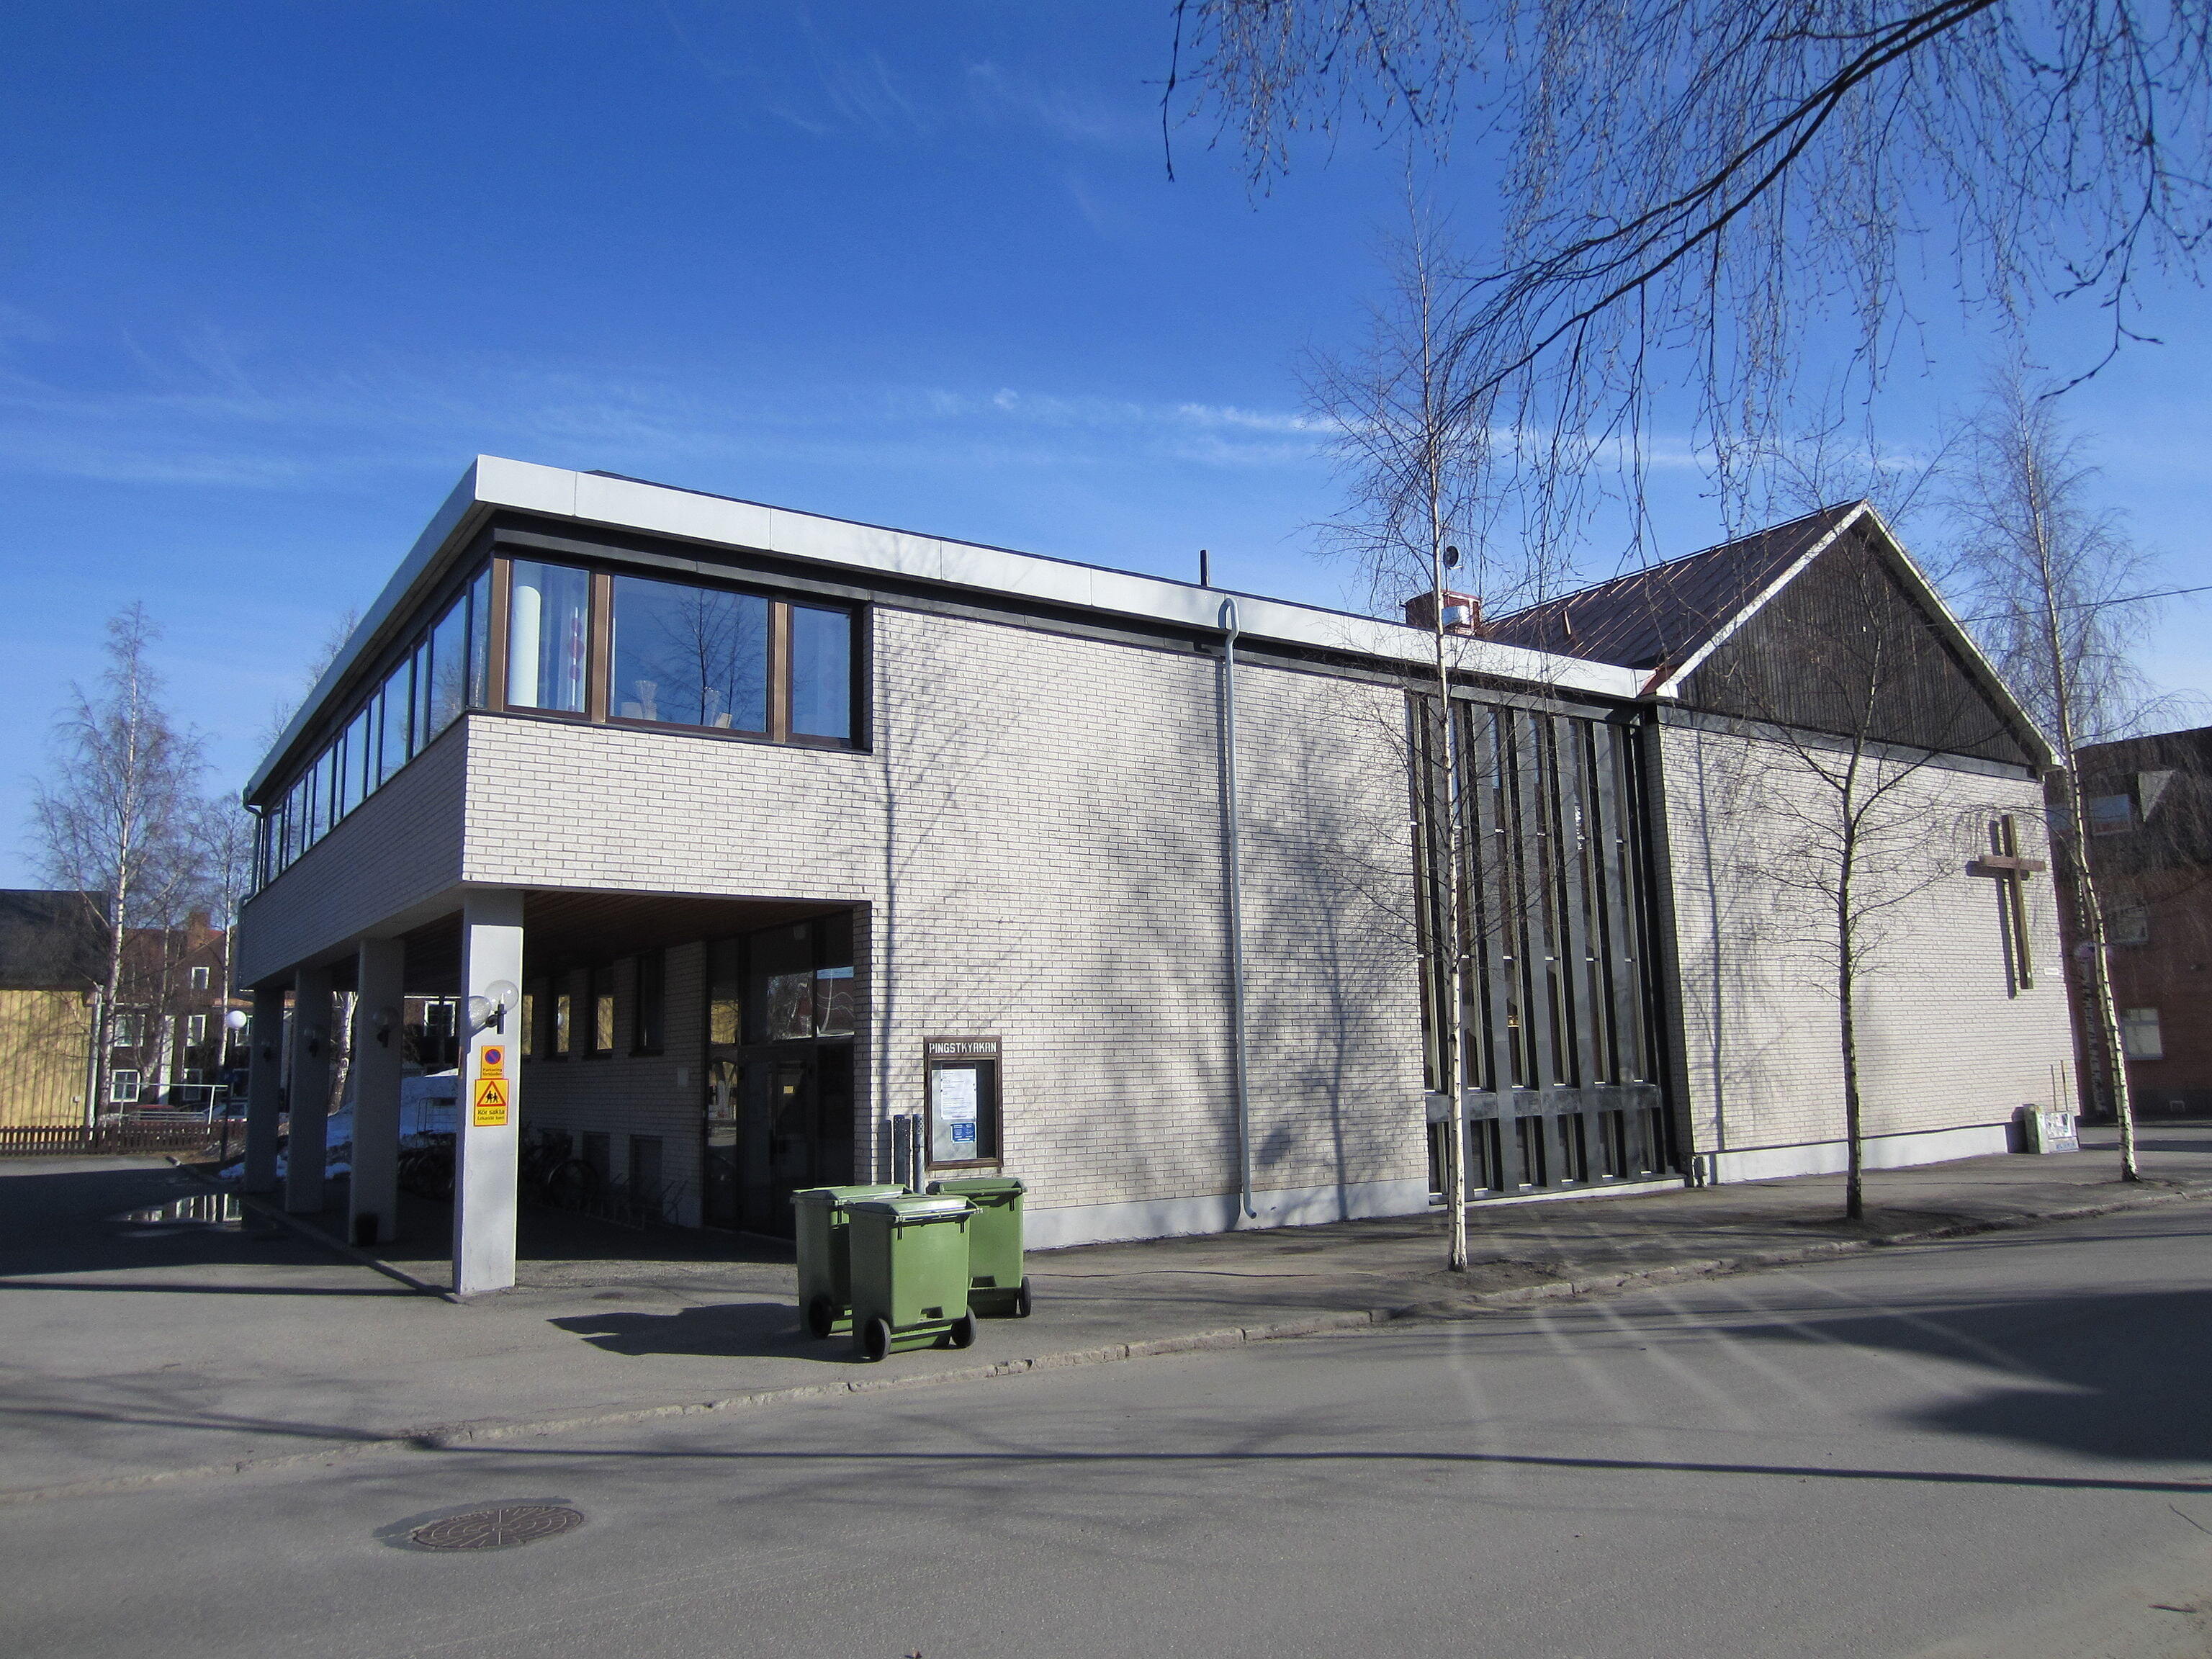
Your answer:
927,1176 -> 1025,1198
848,1195 -> 973,1222
791,1184 -> 909,1208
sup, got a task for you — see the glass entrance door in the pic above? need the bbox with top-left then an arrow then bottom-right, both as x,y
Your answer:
702,914 -> 858,1238
702,1056 -> 740,1232
739,1050 -> 812,1236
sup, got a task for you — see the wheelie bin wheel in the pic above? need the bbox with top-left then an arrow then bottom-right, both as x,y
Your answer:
1014,1277 -> 1033,1318
805,1295 -> 835,1339
860,1316 -> 892,1363
943,1311 -> 979,1349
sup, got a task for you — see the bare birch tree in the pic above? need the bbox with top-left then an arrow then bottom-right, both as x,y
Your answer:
32,606 -> 209,1118
1304,189 -> 1574,1266
1703,538 -> 2015,1218
1171,0 -> 2211,534
1946,361 -> 2189,1178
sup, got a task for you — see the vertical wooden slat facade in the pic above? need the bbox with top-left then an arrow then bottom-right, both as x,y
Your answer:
1413,693 -> 1673,1197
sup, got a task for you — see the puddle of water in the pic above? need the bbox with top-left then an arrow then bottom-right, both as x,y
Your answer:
112,1193 -> 245,1230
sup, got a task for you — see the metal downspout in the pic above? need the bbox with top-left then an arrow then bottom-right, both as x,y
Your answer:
1218,598 -> 1256,1221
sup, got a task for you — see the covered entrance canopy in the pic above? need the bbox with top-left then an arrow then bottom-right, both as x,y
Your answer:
247,886 -> 863,1295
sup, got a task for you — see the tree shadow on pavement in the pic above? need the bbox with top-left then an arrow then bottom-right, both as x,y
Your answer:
1726,1269 -> 2212,1466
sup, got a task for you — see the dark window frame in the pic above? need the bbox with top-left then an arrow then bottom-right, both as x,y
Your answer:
631,950 -> 666,1056
587,963 -> 616,1058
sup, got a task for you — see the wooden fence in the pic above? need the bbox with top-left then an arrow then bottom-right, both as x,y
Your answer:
0,1119 -> 245,1158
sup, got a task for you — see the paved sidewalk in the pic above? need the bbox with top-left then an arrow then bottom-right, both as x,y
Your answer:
3,1125 -> 2207,1504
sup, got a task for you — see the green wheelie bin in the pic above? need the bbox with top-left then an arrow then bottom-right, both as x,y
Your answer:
791,1184 -> 908,1339
927,1174 -> 1031,1318
847,1194 -> 978,1362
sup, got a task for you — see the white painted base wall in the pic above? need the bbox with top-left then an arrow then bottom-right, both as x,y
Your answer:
1027,1177 -> 1433,1250
1693,1120 -> 2013,1185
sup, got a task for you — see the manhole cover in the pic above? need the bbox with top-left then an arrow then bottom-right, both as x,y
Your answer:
408,1504 -> 584,1551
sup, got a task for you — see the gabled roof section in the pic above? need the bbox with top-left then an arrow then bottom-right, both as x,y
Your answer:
1483,503 -> 1865,678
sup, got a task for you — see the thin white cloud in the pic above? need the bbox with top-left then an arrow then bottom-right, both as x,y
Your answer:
0,337 -> 1341,498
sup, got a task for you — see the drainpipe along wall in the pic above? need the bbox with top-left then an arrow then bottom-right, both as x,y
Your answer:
1218,598 -> 1256,1222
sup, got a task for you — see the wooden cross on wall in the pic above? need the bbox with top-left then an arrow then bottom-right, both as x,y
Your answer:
1972,814 -> 2048,994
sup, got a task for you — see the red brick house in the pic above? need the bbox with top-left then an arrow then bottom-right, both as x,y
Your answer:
2075,724 -> 2212,1118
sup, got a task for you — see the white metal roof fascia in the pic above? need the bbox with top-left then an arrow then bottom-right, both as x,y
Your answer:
244,455 -> 1645,801
528,460 -> 1642,697
1645,502 -> 1870,701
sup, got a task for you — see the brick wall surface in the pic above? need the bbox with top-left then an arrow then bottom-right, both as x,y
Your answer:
441,607 -> 1427,1221
1660,724 -> 2075,1157
2107,873 -> 2212,1113
516,945 -> 711,1224
235,724 -> 468,987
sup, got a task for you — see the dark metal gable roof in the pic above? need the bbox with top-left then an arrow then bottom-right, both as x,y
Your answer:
0,890 -> 105,992
1482,503 -> 1865,674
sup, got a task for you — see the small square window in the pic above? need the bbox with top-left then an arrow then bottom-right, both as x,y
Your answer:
189,966 -> 210,990
2121,1007 -> 2163,1060
109,1069 -> 140,1104
2089,794 -> 2134,835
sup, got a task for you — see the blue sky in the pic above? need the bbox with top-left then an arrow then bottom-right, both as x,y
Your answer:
4,3 -> 2208,886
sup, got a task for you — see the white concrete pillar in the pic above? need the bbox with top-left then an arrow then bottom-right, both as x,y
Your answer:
284,964 -> 333,1214
241,986 -> 286,1194
349,938 -> 406,1247
454,890 -> 523,1297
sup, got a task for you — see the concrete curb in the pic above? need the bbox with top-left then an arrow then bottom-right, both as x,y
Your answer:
10,1174 -> 2207,1510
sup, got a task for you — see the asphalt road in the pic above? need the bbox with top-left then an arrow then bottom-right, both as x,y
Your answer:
5,1202 -> 2210,1659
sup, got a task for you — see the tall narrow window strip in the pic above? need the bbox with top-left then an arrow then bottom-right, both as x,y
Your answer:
506,560 -> 590,714
410,639 -> 433,752
610,574 -> 769,732
588,965 -> 616,1055
429,595 -> 469,734
379,660 -> 412,782
344,706 -> 374,815
467,568 -> 493,707
310,748 -> 333,844
331,726 -> 352,823
284,778 -> 306,866
788,604 -> 853,741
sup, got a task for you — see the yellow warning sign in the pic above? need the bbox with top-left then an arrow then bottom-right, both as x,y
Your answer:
480,1044 -> 506,1077
471,1074 -> 510,1128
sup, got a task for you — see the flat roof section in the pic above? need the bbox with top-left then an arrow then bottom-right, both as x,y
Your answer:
246,455 -> 1649,801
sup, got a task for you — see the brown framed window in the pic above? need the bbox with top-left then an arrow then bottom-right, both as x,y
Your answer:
610,575 -> 770,732
506,560 -> 592,714
478,553 -> 864,747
